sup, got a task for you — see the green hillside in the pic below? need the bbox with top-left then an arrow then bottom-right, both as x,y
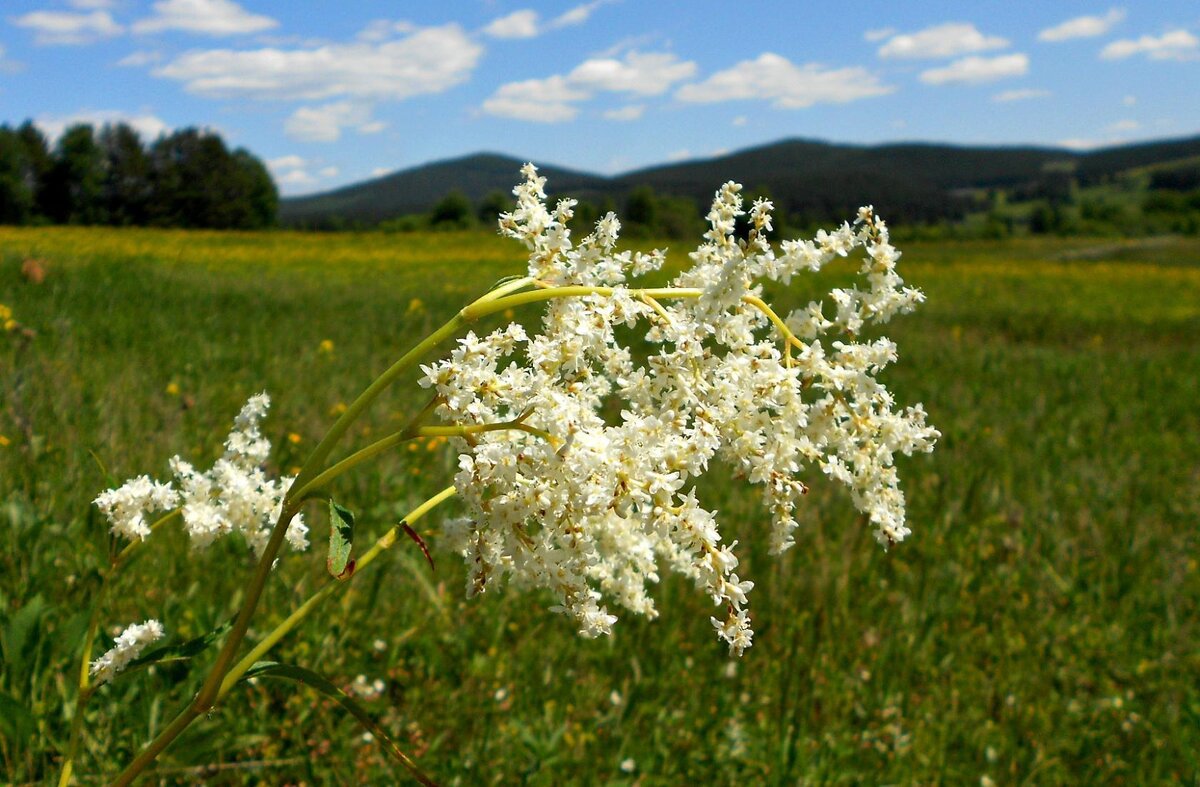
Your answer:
279,134 -> 1200,230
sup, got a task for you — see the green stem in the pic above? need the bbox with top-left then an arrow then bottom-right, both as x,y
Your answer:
111,277 -> 532,785
217,485 -> 458,701
460,285 -> 704,322
292,276 -> 533,495
59,508 -> 181,786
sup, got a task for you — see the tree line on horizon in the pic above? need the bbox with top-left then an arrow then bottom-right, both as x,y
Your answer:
0,120 -> 277,230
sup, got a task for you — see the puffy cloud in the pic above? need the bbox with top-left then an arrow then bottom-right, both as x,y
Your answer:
283,102 -> 381,142
603,105 -> 645,121
133,0 -> 277,36
675,53 -> 894,108
863,27 -> 895,43
356,19 -> 417,42
483,9 -> 540,39
35,110 -> 171,141
877,23 -> 1008,59
154,25 -> 482,101
919,53 -> 1029,85
483,50 -> 695,122
481,75 -> 588,123
13,10 -> 123,45
1105,119 -> 1140,132
1100,29 -> 1199,61
992,88 -> 1051,102
1038,8 -> 1125,42
568,51 -> 697,95
482,1 -> 611,39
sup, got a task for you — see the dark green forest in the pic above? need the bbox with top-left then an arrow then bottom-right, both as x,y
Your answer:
280,135 -> 1200,238
0,121 -> 276,229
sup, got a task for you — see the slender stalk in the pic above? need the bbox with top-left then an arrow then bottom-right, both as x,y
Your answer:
292,276 -> 533,495
217,486 -> 458,701
59,508 -> 181,786
111,277 -> 532,785
460,285 -> 704,322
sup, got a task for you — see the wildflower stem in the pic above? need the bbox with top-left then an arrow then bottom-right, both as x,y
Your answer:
291,276 -> 533,497
460,285 -> 705,322
59,507 -> 181,786
217,485 -> 458,701
113,278 -> 532,785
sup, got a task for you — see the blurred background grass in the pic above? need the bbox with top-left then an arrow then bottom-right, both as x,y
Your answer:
1,226 -> 1198,784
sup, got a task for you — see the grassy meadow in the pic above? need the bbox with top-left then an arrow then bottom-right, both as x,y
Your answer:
1,225 -> 1198,784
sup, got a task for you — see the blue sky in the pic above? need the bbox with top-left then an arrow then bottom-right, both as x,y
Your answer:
2,1 -> 1198,195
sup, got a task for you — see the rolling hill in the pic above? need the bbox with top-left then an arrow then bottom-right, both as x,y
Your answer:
279,134 -> 1200,228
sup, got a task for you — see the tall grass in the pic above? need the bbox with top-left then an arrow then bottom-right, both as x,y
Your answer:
1,227 -> 1197,784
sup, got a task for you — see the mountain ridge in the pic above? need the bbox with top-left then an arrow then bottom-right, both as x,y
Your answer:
279,134 -> 1200,228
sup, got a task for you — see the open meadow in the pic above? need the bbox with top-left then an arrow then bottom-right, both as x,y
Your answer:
1,226 -> 1198,784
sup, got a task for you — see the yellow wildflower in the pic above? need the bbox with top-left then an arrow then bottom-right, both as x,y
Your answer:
165,382 -> 181,397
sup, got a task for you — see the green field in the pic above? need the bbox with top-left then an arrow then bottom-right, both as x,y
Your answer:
1,226 -> 1198,784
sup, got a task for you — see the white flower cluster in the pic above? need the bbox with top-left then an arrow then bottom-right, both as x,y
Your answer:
93,394 -> 309,556
422,165 -> 939,656
89,619 -> 164,686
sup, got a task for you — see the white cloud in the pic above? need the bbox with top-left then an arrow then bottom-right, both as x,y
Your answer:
357,120 -> 386,134
483,9 -> 540,39
863,27 -> 895,43
277,169 -> 316,186
69,0 -> 115,8
13,10 -> 123,45
484,1 -> 611,40
1038,8 -> 1125,42
920,53 -> 1029,85
482,50 -> 695,122
36,110 -> 170,141
675,53 -> 894,108
370,167 -> 392,178
548,0 -> 611,30
1123,95 -> 1137,106
568,51 -> 696,95
667,148 -> 690,162
133,0 -> 277,36
603,104 -> 645,121
1100,29 -> 1199,61
481,75 -> 588,122
732,115 -> 747,126
318,165 -> 339,178
992,87 -> 1051,102
117,50 -> 162,66
357,19 -> 417,42
268,154 -> 307,172
878,23 -> 1008,59
284,102 -> 378,142
154,25 -> 482,101
1058,138 -> 1103,150
1105,118 -> 1140,132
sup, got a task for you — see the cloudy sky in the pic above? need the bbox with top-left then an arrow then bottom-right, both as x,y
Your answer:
2,0 -> 1198,195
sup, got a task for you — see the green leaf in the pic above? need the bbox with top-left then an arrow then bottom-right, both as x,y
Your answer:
123,617 -> 234,675
327,500 -> 356,580
243,661 -> 437,786
489,274 -> 526,291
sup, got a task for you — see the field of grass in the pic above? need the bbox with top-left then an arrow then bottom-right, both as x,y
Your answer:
1,225 -> 1198,785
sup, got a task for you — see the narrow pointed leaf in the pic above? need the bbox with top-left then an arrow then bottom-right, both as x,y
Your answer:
124,617 -> 234,674
327,500 -> 356,580
243,661 -> 437,786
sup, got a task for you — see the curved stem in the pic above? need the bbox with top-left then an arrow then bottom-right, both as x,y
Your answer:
217,486 -> 458,701
111,278 -> 532,785
292,276 -> 533,495
461,285 -> 704,322
59,508 -> 182,786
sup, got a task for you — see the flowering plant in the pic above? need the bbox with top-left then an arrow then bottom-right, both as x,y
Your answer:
67,166 -> 937,784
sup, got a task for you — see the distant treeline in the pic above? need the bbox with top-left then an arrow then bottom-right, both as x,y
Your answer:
0,121 -> 277,229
